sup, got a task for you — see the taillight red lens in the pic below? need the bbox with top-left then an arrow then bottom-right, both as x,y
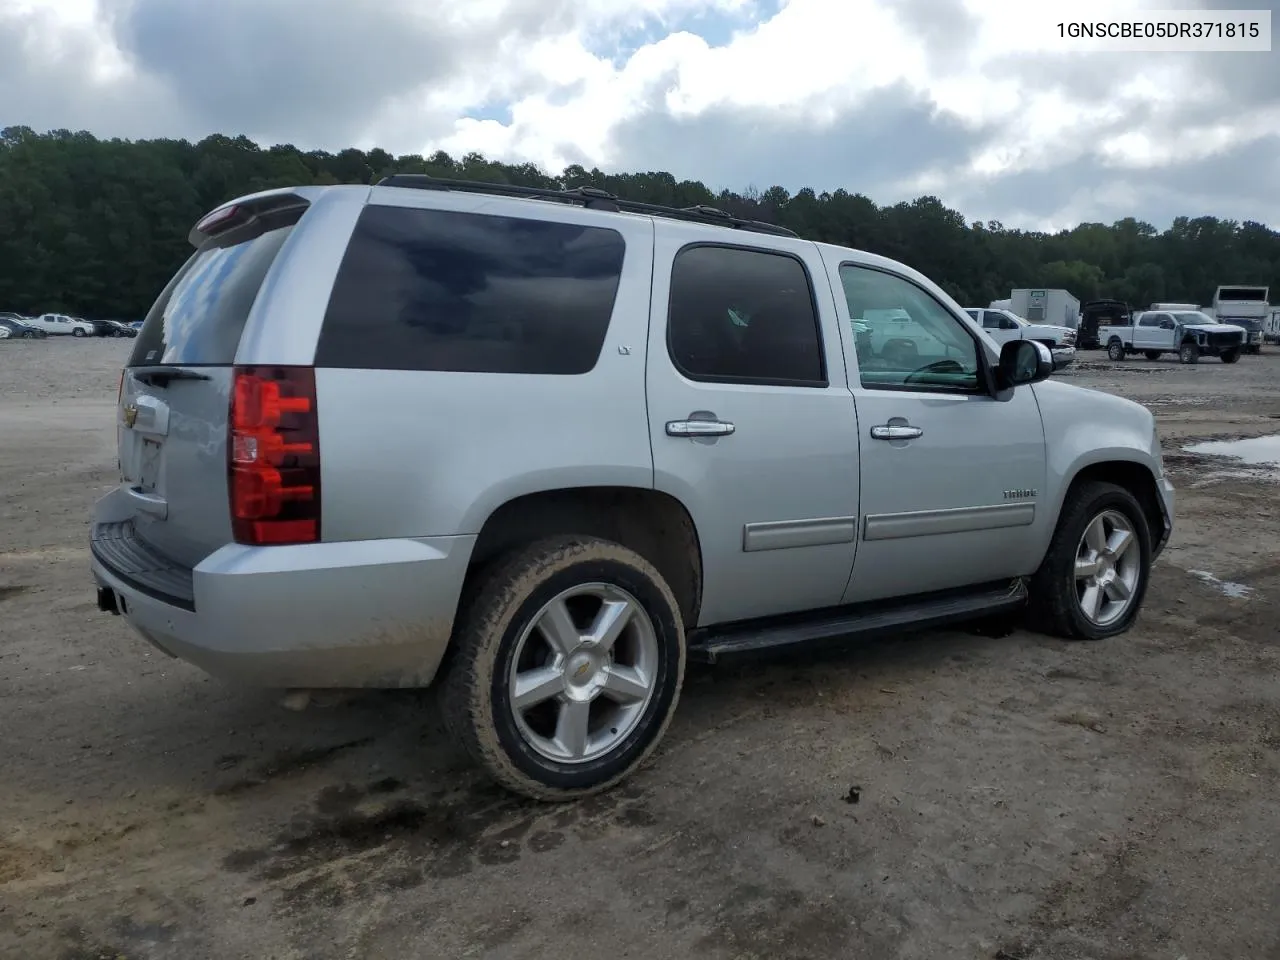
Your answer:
228,366 -> 320,545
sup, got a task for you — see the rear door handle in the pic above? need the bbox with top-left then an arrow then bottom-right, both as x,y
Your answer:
667,419 -> 735,437
870,424 -> 923,440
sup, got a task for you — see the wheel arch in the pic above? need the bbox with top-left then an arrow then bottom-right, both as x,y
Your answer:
464,485 -> 704,629
1043,457 -> 1167,568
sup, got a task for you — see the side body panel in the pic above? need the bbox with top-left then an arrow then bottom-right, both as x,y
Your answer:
312,189 -> 659,542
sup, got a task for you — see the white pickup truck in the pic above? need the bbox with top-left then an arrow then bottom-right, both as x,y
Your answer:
1100,309 -> 1247,364
963,307 -> 1076,369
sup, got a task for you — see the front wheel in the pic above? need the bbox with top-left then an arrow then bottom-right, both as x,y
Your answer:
1107,340 -> 1126,361
1028,481 -> 1152,641
1221,349 -> 1241,364
72,327 -> 85,337
442,536 -> 686,801
1179,343 -> 1198,364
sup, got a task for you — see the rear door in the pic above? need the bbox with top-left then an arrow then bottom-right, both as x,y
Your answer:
118,199 -> 310,567
646,225 -> 859,627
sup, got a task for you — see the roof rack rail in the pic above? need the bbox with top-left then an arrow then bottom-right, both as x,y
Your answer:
374,174 -> 799,239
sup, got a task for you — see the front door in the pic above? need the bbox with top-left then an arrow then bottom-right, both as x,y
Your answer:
823,255 -> 1050,604
646,226 -> 859,627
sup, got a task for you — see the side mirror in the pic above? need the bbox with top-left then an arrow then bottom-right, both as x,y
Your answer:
997,339 -> 1053,389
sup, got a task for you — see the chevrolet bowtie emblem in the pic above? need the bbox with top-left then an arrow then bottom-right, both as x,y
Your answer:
123,404 -> 138,428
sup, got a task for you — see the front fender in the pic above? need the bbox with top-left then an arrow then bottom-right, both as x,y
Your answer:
1033,378 -> 1167,537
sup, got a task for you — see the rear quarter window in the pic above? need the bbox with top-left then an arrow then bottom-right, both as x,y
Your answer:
315,205 -> 626,374
129,207 -> 301,367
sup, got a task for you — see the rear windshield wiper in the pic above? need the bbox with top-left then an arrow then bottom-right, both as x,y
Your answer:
130,367 -> 211,387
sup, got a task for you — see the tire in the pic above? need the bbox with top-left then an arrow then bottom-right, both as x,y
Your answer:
1221,349 -> 1241,364
1106,340 -> 1126,361
72,327 -> 85,337
442,536 -> 687,801
1028,481 -> 1152,641
1178,342 -> 1198,364
1143,350 -> 1161,361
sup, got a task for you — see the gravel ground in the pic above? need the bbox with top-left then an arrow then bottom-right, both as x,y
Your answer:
2,338 -> 1280,960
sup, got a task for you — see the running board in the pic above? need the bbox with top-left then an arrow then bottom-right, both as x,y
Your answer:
687,579 -> 1028,664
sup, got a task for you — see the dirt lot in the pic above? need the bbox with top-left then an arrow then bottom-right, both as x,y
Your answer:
3,338 -> 1279,960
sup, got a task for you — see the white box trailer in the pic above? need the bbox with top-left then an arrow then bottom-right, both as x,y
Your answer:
1266,308 -> 1280,344
1009,289 -> 1081,330
1211,285 -> 1269,353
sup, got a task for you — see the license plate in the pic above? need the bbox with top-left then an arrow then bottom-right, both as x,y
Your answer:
137,438 -> 161,493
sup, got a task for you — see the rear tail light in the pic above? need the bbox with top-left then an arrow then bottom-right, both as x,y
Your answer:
228,366 -> 321,545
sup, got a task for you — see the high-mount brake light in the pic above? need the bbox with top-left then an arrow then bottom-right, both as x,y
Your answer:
228,366 -> 321,545
196,205 -> 240,235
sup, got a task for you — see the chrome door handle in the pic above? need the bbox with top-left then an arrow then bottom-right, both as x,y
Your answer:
667,419 -> 735,437
870,424 -> 923,440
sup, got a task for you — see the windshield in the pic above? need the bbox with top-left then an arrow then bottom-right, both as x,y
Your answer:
1173,312 -> 1215,325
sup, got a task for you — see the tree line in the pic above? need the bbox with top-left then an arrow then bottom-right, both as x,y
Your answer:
1,126 -> 1276,320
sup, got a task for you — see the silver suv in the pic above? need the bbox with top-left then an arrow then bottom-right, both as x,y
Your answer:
90,177 -> 1174,800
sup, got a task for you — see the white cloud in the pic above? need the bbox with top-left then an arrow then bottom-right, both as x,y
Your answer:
1,0 -> 1276,229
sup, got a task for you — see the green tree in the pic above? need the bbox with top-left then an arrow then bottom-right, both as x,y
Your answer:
1,128 -> 1278,319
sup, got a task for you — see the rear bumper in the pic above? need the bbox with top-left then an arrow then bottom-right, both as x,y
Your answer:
90,496 -> 476,689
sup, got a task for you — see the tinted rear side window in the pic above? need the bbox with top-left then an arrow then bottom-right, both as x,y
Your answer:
666,244 -> 825,385
129,207 -> 301,366
316,205 -> 626,374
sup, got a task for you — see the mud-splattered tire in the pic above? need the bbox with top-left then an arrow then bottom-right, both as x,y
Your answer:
1179,343 -> 1199,364
441,536 -> 686,801
1027,481 -> 1152,641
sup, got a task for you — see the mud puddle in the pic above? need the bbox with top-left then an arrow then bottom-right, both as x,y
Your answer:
1181,433 -> 1280,485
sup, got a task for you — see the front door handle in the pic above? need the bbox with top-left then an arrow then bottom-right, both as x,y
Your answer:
870,424 -> 923,440
667,419 -> 735,437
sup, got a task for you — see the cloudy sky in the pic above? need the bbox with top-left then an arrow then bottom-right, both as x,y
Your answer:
2,0 -> 1277,231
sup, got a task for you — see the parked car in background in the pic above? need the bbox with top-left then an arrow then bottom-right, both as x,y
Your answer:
91,177 -> 1173,801
29,313 -> 96,337
100,320 -> 138,338
963,307 -> 1076,369
1079,300 -> 1131,350
1101,310 -> 1246,364
0,315 -> 48,339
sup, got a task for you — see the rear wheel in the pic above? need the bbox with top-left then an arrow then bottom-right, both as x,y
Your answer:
1107,340 -> 1126,361
1178,342 -> 1198,364
1028,481 -> 1152,641
1143,350 -> 1161,360
442,536 -> 686,801
1221,349 -> 1241,364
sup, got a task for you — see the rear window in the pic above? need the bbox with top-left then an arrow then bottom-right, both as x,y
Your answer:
314,205 -> 626,374
129,208 -> 301,367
